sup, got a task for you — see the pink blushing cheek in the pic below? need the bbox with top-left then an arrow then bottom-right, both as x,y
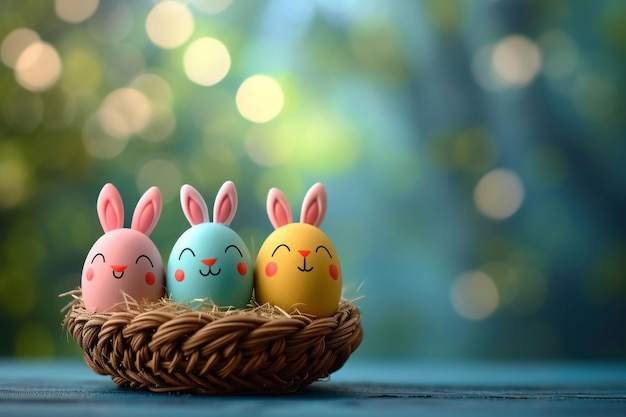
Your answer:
237,262 -> 247,276
145,271 -> 156,286
175,269 -> 185,282
329,264 -> 339,280
86,267 -> 94,281
265,262 -> 277,277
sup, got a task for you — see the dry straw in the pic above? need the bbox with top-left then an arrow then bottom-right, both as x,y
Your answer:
62,291 -> 363,394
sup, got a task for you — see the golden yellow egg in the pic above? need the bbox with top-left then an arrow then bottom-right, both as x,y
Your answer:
254,223 -> 342,317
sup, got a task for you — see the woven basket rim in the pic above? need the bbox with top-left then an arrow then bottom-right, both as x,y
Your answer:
62,292 -> 363,394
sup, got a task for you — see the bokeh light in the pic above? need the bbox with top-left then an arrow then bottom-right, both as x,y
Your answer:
474,168 -> 525,220
0,28 -> 39,69
236,75 -> 284,123
183,37 -> 231,86
14,41 -> 62,92
97,88 -> 152,140
491,35 -> 542,88
450,271 -> 500,321
146,1 -> 194,49
55,0 -> 99,24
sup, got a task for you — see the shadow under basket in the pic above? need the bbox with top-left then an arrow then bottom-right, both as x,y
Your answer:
63,296 -> 363,394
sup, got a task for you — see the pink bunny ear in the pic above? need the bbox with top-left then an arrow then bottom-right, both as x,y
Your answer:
97,183 -> 124,233
266,187 -> 292,229
180,184 -> 209,226
131,186 -> 162,235
213,181 -> 238,226
300,183 -> 327,227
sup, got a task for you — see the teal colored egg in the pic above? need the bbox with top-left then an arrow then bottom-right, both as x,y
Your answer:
166,223 -> 253,308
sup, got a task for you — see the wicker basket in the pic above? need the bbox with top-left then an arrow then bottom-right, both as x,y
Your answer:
63,295 -> 363,394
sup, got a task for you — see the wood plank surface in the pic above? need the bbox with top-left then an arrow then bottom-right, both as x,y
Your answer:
1,360 -> 625,416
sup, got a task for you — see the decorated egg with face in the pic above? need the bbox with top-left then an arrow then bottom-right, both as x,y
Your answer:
81,184 -> 165,313
254,183 -> 342,317
166,182 -> 253,309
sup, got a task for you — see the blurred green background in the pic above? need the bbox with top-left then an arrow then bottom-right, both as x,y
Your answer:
1,0 -> 625,360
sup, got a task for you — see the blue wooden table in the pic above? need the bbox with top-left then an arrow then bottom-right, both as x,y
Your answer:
1,360 -> 626,416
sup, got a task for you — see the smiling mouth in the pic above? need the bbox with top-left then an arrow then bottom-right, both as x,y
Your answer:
199,267 -> 221,277
112,271 -> 124,279
297,259 -> 313,273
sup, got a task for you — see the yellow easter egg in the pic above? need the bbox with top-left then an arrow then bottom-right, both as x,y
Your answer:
254,223 -> 342,317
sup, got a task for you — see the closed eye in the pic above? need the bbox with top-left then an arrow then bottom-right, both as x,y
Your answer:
225,244 -> 243,257
135,254 -> 154,268
178,247 -> 195,261
91,253 -> 105,264
271,244 -> 290,257
315,245 -> 332,259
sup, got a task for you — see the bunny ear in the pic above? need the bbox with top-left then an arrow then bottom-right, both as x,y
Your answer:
97,183 -> 124,233
300,183 -> 327,227
180,184 -> 209,226
213,181 -> 238,226
131,186 -> 162,236
267,187 -> 292,229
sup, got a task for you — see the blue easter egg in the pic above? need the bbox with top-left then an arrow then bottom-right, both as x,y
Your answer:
166,223 -> 253,308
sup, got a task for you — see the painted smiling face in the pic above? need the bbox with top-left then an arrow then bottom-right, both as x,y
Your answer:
81,184 -> 165,313
166,182 -> 253,308
254,183 -> 342,317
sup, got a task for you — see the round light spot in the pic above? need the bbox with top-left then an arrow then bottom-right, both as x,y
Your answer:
14,41 -> 62,92
55,0 -> 99,24
98,88 -> 152,140
146,1 -> 194,49
491,35 -> 542,88
236,75 -> 284,123
183,37 -> 231,86
474,168 -> 525,220
1,28 -> 40,69
450,271 -> 499,320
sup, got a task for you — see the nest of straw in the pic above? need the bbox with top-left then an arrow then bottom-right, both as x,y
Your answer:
62,292 -> 363,394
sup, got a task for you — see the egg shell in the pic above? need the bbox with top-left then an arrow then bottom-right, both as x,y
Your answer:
81,228 -> 165,312
254,222 -> 342,317
166,222 -> 254,308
